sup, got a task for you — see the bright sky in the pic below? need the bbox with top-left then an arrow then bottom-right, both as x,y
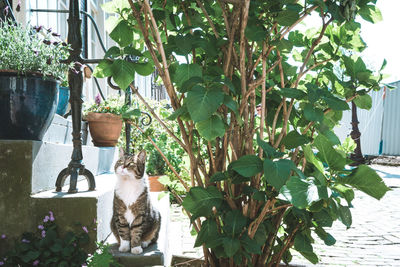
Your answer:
360,0 -> 400,83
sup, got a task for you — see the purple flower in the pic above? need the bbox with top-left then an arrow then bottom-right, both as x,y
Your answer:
33,25 -> 43,32
73,242 -> 77,247
16,0 -> 21,12
43,216 -> 49,222
33,260 -> 40,266
82,226 -> 88,233
47,27 -> 52,33
33,50 -> 39,56
41,230 -> 46,238
0,261 -> 4,266
21,239 -> 30,243
38,225 -> 44,230
95,94 -> 102,106
1,234 -> 6,239
49,211 -> 55,221
93,218 -> 97,224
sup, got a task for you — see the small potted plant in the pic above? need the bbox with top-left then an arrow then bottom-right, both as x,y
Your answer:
0,20 -> 71,140
84,94 -> 125,147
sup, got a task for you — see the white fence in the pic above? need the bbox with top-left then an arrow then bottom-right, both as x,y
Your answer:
334,81 -> 400,156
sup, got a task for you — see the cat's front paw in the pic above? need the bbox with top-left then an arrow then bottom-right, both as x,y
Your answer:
119,240 -> 130,252
131,246 -> 143,254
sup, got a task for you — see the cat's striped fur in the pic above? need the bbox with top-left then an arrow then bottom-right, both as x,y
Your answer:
110,149 -> 161,254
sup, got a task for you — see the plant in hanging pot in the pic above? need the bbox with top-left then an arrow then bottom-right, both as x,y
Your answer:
83,94 -> 127,147
0,20 -> 71,140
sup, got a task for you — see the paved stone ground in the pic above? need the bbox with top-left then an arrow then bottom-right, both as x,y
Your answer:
169,164 -> 400,266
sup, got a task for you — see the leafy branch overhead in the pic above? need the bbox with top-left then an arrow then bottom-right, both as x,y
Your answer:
96,0 -> 390,266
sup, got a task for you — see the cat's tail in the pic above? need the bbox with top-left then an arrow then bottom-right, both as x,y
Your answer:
110,215 -> 121,244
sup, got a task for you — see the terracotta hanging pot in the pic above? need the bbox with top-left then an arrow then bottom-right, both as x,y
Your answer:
86,112 -> 122,147
148,175 -> 166,192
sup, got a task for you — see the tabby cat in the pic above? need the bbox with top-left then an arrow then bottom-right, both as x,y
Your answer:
110,149 -> 161,254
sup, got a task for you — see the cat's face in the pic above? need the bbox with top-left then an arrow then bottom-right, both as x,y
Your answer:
114,149 -> 146,180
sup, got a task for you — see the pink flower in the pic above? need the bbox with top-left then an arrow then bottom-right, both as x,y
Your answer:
49,211 -> 55,222
41,230 -> 46,238
43,216 -> 49,222
33,260 -> 40,266
38,225 -> 44,230
82,226 -> 88,233
1,234 -> 6,239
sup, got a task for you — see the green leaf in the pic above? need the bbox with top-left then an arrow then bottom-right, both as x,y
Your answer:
223,95 -> 239,115
121,108 -> 141,119
280,176 -> 320,209
359,5 -> 383,23
313,209 -> 333,227
339,165 -> 390,200
174,63 -> 202,88
314,134 -> 346,171
180,76 -> 204,93
257,134 -> 284,159
195,219 -> 219,247
322,96 -> 349,111
167,106 -> 188,120
282,130 -> 310,149
333,184 -> 354,204
303,145 -> 324,174
240,235 -> 262,254
182,186 -> 223,220
230,155 -> 263,177
110,59 -> 136,89
104,46 -> 121,58
304,104 -> 324,122
353,94 -> 372,110
196,115 -> 225,141
276,10 -> 300,26
300,251 -> 319,264
224,210 -> 247,236
123,46 -> 143,57
93,60 -> 113,78
279,88 -> 306,99
223,237 -> 240,257
263,159 -> 293,190
109,20 -> 133,47
134,62 -> 154,76
210,172 -> 226,182
294,232 -> 313,253
186,85 -> 224,122
338,205 -> 352,228
315,227 -> 336,246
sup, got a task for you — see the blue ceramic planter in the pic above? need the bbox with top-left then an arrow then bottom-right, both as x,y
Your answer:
0,72 -> 59,141
56,86 -> 70,116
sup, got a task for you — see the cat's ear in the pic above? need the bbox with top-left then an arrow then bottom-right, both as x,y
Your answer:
119,147 -> 125,158
137,150 -> 146,163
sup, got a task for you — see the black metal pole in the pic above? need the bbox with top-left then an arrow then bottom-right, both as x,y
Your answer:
350,101 -> 365,166
55,0 -> 95,193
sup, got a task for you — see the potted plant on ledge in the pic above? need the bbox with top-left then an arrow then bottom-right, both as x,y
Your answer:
0,20 -> 71,140
83,94 -> 125,147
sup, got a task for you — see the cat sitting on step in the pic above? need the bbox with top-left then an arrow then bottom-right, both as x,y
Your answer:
110,149 -> 161,254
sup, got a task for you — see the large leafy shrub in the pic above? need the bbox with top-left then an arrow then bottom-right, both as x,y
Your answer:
96,0 -> 390,265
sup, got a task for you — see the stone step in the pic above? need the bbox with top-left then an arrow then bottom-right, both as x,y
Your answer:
0,140 -> 117,194
42,114 -> 89,145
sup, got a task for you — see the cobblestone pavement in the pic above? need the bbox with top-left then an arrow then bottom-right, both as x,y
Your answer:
169,165 -> 400,266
